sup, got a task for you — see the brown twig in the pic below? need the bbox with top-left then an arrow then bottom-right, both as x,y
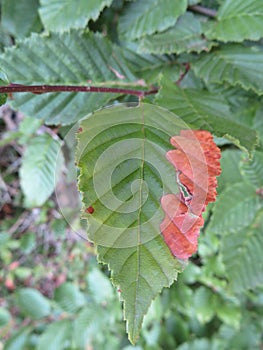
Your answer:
0,64 -> 191,99
188,5 -> 217,18
0,83 -> 155,98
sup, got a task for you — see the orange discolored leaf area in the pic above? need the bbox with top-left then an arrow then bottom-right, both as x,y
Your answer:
160,130 -> 221,260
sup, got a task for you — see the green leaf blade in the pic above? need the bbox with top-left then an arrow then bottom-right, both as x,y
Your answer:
0,31 -> 137,124
222,212 -> 263,292
2,0 -> 42,39
139,12 -> 215,55
19,134 -> 62,207
77,103 -> 185,343
39,0 -> 114,31
155,77 -> 258,155
207,182 -> 260,235
37,319 -> 72,350
118,0 -> 187,40
206,0 -> 263,42
193,45 -> 263,96
16,288 -> 51,319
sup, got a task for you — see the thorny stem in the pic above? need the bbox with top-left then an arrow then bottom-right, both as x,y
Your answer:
0,63 -> 190,98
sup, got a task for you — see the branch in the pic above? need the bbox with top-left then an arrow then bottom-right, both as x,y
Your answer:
0,83 -> 153,97
188,5 -> 217,18
0,64 -> 190,98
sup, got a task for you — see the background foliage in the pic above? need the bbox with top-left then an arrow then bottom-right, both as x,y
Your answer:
0,0 -> 263,348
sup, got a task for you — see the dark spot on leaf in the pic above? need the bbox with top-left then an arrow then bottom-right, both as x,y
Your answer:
85,206 -> 94,214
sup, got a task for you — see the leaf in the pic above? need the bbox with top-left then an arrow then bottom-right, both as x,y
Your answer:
87,268 -> 114,304
3,327 -> 31,350
122,47 -> 181,84
19,134 -> 62,207
72,303 -> 119,349
240,151 -> 263,188
193,45 -> 263,96
39,0 -> 113,31
1,0 -> 42,39
217,149 -> 243,193
118,0 -> 187,40
207,182 -> 261,235
222,212 -> 263,292
0,31 -> 136,124
155,78 -> 258,155
205,0 -> 263,42
54,282 -> 86,313
37,320 -> 72,350
160,130 -> 221,259
16,288 -> 51,319
193,286 -> 216,323
0,307 -> 11,326
77,103 -> 185,343
139,12 -> 215,55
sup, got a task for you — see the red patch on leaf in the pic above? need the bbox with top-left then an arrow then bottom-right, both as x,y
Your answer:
85,206 -> 94,214
160,130 -> 221,260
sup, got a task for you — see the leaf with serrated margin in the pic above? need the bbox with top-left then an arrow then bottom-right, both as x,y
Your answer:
77,103 -> 186,344
118,0 -> 187,40
205,0 -> 263,42
193,45 -> 263,96
0,31 -> 137,125
39,0 -> 113,31
222,211 -> 263,293
207,182 -> 261,235
123,47 -> 181,84
2,0 -> 42,39
139,12 -> 215,55
240,151 -> 263,189
155,77 -> 258,155
20,134 -> 62,207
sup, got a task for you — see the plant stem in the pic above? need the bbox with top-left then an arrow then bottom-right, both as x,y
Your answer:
0,64 -> 189,98
188,5 -> 217,18
0,83 -> 154,97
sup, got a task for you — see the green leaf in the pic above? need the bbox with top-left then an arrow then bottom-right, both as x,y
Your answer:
37,320 -> 72,350
206,0 -> 263,42
207,182 -> 261,235
253,105 -> 263,146
39,0 -> 113,31
77,103 -> 185,344
193,287 -> 216,323
54,283 -> 86,313
193,45 -> 263,96
118,0 -> 187,40
222,212 -> 263,292
0,307 -> 11,326
87,268 -> 114,304
139,12 -> 215,54
16,288 -> 51,319
0,31 -> 136,124
4,327 -> 31,350
123,47 -> 181,84
215,299 -> 241,328
240,151 -> 263,188
19,134 -> 62,207
1,0 -> 42,39
155,78 -> 258,155
73,303 -> 120,349
217,149 -> 243,193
